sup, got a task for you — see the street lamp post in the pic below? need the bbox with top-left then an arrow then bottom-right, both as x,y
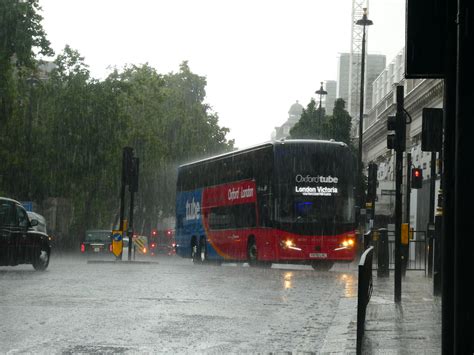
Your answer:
315,81 -> 327,125
25,76 -> 40,200
356,8 -> 373,217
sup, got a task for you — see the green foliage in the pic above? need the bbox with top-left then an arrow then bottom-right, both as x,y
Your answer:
0,43 -> 234,247
290,98 -> 353,148
0,2 -> 234,247
0,0 -> 53,123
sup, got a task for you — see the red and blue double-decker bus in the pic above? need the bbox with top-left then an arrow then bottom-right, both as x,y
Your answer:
175,139 -> 356,269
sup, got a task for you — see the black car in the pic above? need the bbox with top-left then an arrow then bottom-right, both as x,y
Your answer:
149,229 -> 176,256
0,197 -> 51,270
80,229 -> 112,255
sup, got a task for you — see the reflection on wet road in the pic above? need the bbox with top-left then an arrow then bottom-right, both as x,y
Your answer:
0,255 -> 359,353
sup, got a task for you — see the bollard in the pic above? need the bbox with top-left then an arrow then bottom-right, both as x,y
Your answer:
377,228 -> 389,277
364,230 -> 372,250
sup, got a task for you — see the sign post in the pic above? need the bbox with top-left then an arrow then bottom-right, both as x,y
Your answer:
112,230 -> 123,258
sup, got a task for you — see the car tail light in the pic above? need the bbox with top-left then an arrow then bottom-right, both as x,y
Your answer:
151,243 -> 156,248
80,244 -> 85,253
109,244 -> 113,252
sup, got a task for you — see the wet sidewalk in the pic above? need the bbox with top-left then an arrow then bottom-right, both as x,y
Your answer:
362,271 -> 442,354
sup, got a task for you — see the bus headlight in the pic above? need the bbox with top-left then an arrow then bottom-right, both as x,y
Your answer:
339,238 -> 355,249
280,239 -> 302,251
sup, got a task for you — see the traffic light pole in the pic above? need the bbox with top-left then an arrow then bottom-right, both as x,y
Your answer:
367,162 -> 378,232
119,147 -> 133,260
394,85 -> 404,303
128,188 -> 134,261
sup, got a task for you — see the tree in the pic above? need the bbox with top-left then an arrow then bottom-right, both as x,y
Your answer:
289,98 -> 325,140
0,0 -> 53,123
0,38 -> 234,249
290,97 -> 353,148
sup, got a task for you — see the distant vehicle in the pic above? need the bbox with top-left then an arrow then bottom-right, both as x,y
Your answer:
175,139 -> 357,269
0,197 -> 51,270
81,229 -> 112,255
149,229 -> 176,256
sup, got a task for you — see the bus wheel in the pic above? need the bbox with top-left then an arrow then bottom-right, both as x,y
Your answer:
199,237 -> 207,263
191,238 -> 200,264
311,261 -> 334,271
247,237 -> 258,267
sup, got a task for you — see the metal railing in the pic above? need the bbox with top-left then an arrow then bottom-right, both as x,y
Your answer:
371,230 -> 427,272
356,246 -> 374,355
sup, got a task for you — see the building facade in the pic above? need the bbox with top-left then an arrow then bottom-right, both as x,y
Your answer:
337,52 -> 386,128
323,80 -> 337,115
362,47 -> 443,230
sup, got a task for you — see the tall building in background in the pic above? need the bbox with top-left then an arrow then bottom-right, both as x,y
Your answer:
337,53 -> 351,105
337,53 -> 384,113
323,80 -> 337,115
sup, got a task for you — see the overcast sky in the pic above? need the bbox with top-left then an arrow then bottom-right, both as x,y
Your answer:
38,0 -> 405,149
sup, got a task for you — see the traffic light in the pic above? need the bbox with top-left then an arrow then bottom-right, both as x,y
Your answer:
129,157 -> 139,193
367,162 -> 378,203
387,112 -> 406,152
411,168 -> 423,189
122,147 -> 134,185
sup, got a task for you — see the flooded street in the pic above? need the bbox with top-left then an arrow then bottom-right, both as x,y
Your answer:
0,255 -> 358,353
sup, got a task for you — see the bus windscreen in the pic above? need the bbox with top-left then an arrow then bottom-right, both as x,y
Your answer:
274,143 -> 355,228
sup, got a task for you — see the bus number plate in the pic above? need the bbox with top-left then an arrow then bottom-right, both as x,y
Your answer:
310,253 -> 327,258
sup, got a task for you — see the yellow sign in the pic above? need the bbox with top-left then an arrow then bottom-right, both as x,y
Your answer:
133,235 -> 148,254
112,230 -> 123,257
401,223 -> 409,245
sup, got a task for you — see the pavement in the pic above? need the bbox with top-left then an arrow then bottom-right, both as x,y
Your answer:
361,271 -> 442,354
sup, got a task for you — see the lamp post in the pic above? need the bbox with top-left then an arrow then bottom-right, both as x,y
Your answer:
355,8 -> 373,217
315,81 -> 327,125
25,76 -> 40,200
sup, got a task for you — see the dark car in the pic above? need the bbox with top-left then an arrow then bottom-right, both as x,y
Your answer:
149,229 -> 176,256
0,197 -> 51,270
80,229 -> 112,255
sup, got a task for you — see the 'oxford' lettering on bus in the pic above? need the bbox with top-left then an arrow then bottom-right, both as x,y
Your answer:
228,186 -> 254,201
295,174 -> 339,184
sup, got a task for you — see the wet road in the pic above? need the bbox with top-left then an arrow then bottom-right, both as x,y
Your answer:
0,255 -> 359,353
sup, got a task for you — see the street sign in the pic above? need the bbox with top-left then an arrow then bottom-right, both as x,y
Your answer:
112,230 -> 123,257
22,201 -> 33,212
